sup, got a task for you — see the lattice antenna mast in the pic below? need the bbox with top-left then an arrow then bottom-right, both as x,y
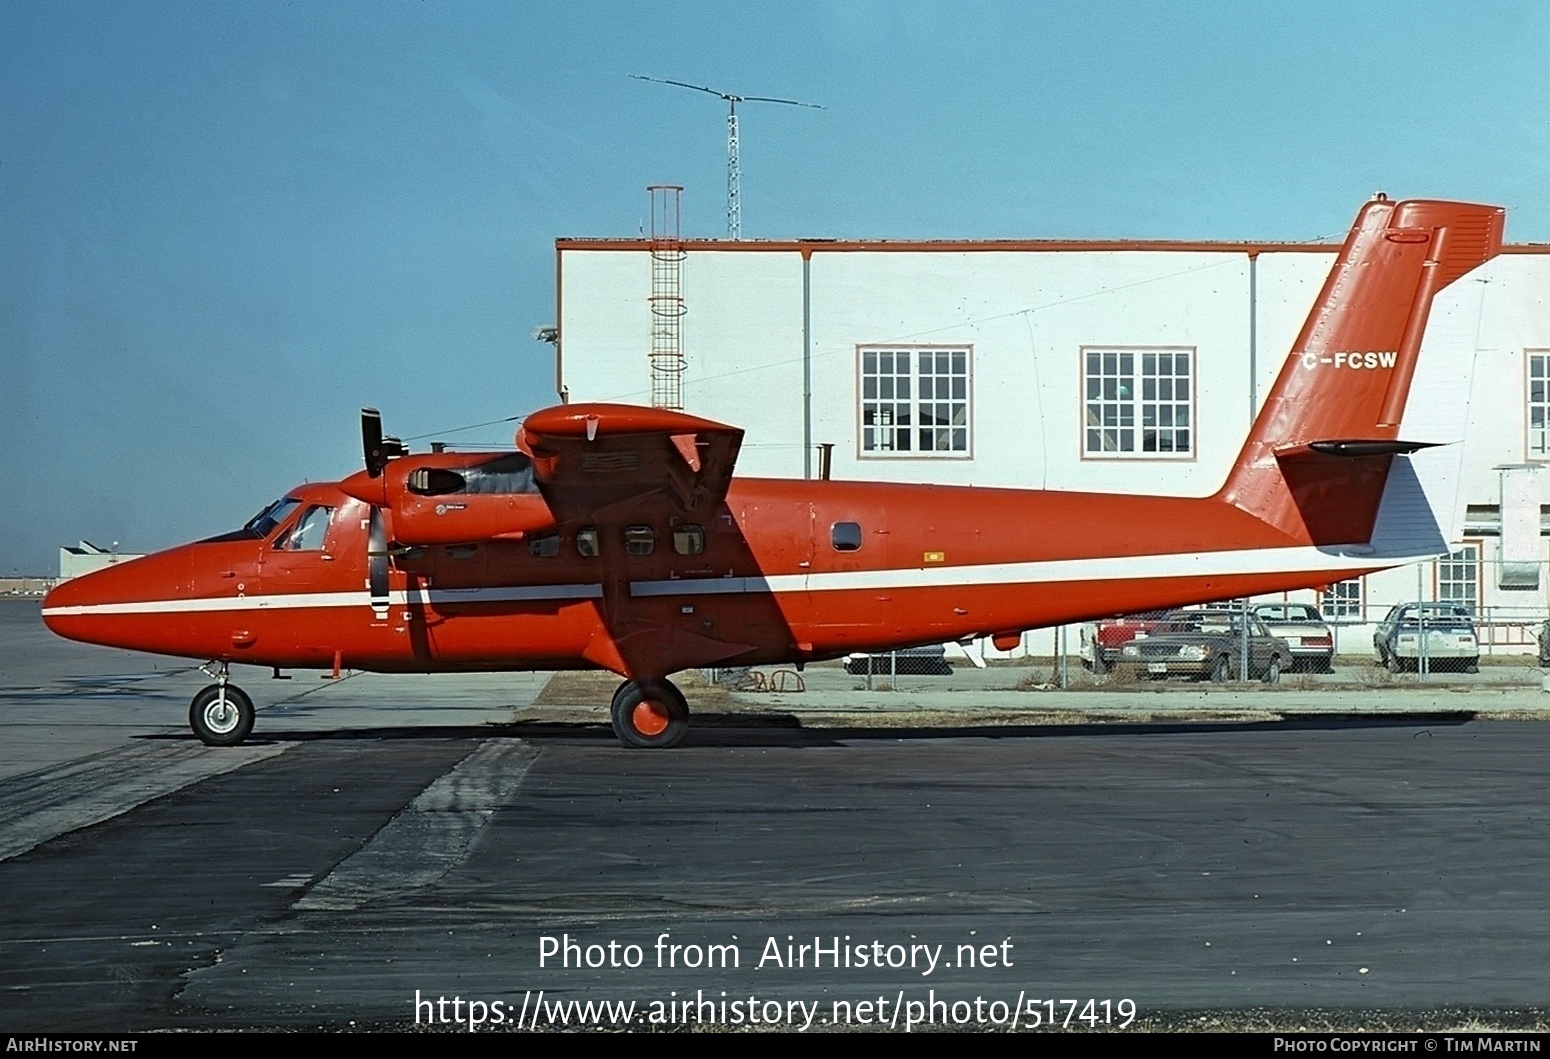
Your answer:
632,75 -> 823,240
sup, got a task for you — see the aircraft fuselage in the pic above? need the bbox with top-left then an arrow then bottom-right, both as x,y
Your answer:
43,474 -> 1379,677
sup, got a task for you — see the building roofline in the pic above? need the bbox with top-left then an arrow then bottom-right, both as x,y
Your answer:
556,237 -> 1550,255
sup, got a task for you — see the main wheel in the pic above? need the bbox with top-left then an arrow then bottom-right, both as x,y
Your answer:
189,684 -> 255,747
610,679 -> 690,749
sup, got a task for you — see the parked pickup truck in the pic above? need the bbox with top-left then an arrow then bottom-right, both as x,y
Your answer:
1080,611 -> 1171,674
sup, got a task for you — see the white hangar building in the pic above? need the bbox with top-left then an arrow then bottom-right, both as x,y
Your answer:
551,221 -> 1550,658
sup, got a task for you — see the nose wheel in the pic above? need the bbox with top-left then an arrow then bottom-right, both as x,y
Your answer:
189,664 -> 255,746
610,679 -> 689,749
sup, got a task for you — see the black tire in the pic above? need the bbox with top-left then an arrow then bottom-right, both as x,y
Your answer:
189,684 -> 254,747
611,679 -> 689,749
1262,656 -> 1281,685
1210,656 -> 1230,683
1091,654 -> 1109,676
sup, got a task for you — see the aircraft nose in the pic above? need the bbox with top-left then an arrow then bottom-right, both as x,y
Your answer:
40,550 -> 190,649
42,561 -> 126,642
40,573 -> 94,637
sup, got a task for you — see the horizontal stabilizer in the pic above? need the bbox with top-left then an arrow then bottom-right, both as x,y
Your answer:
1289,439 -> 1441,458
1274,445 -> 1409,546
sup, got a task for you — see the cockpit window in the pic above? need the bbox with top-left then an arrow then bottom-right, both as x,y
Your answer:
273,506 -> 333,551
243,497 -> 302,539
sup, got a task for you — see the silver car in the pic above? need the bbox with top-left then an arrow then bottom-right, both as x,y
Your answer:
1373,602 -> 1479,673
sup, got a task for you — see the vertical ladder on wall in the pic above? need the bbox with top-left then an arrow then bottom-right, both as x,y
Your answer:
647,185 -> 687,410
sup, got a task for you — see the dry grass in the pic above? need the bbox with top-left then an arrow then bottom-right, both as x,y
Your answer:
1353,663 -> 1396,686
1014,670 -> 1053,691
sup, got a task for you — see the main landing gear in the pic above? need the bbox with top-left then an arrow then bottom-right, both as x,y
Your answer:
610,678 -> 689,749
189,661 -> 255,747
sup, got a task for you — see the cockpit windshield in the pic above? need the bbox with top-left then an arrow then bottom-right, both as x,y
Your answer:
242,497 -> 303,539
196,496 -> 305,545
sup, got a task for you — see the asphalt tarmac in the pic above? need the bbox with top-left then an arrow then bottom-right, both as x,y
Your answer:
4,599 -> 1550,1033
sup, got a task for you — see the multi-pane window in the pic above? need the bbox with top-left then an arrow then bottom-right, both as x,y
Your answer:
274,506 -> 333,551
1436,544 -> 1480,613
1321,579 -> 1363,622
1083,346 -> 1193,458
1529,351 -> 1550,458
859,346 -> 971,457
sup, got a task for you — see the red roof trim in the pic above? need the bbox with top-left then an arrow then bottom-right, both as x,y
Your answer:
557,238 -> 1550,255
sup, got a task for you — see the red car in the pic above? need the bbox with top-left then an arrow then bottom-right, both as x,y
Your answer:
1081,611 -> 1171,674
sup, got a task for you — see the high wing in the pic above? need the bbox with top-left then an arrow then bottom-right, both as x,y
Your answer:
338,403 -> 743,546
516,403 -> 744,525
516,404 -> 756,681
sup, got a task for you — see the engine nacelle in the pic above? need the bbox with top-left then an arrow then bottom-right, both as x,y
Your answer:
341,452 -> 556,546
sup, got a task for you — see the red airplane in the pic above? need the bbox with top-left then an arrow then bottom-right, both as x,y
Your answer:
42,197 -> 1504,749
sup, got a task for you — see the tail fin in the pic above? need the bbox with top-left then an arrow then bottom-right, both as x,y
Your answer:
1218,197 -> 1505,545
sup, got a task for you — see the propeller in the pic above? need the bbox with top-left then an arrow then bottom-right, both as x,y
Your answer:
367,505 -> 390,619
360,408 -> 405,617
361,407 -> 407,478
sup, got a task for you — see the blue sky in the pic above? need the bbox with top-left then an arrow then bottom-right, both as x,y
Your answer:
3,0 -> 1548,573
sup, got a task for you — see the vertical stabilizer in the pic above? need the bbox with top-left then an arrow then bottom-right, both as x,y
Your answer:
1217,198 -> 1504,544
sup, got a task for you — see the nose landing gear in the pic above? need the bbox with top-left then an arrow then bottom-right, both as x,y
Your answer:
189,662 -> 255,747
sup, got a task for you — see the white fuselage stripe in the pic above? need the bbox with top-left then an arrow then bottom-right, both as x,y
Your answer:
631,544 -> 1426,596
42,583 -> 604,617
40,544 -> 1427,618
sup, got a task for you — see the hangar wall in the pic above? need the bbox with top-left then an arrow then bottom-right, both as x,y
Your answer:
555,236 -> 1550,656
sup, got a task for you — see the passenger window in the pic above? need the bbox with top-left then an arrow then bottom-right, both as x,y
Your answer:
831,521 -> 862,552
673,524 -> 705,556
576,527 -> 600,558
624,526 -> 656,557
527,534 -> 560,558
274,506 -> 333,551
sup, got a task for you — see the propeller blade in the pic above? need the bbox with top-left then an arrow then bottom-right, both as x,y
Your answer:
362,408 -> 386,478
362,407 -> 407,478
367,506 -> 390,618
